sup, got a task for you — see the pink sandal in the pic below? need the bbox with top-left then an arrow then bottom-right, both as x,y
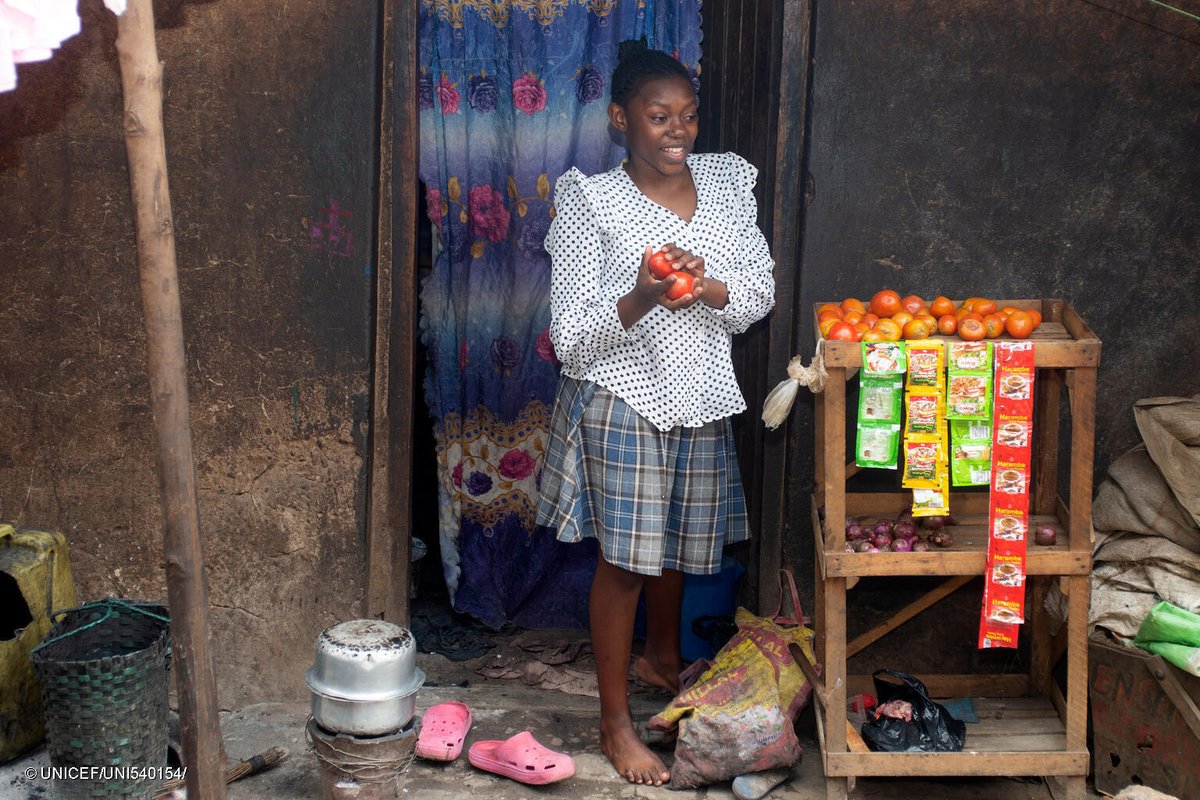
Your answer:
468,730 -> 575,785
415,702 -> 473,761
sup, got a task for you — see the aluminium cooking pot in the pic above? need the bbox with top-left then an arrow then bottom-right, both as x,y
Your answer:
305,619 -> 425,736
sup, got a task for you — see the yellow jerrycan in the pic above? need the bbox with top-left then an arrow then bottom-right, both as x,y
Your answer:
0,524 -> 76,762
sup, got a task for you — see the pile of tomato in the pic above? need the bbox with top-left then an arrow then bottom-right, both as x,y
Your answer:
819,291 -> 1043,343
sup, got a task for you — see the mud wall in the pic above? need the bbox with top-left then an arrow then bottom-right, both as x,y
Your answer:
0,0 -> 379,706
784,1 -> 1199,669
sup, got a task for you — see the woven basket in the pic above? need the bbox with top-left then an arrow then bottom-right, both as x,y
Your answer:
30,600 -> 171,800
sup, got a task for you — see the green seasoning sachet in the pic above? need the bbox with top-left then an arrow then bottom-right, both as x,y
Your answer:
859,378 -> 903,425
950,418 -> 992,487
862,341 -> 907,377
857,423 -> 901,469
856,345 -> 905,470
947,341 -> 993,420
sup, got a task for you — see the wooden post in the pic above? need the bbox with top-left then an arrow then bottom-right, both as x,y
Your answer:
114,2 -> 227,797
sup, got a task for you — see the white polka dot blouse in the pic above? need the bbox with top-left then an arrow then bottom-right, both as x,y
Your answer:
545,152 -> 776,432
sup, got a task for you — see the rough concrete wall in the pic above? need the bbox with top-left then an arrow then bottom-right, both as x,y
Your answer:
785,1 -> 1199,667
0,0 -> 379,706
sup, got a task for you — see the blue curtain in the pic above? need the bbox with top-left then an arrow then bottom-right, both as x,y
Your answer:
418,1 -> 704,629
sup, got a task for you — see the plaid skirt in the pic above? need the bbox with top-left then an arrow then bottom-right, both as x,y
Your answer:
535,376 -> 750,576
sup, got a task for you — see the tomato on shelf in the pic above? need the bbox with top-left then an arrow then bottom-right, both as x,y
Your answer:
869,289 -> 902,317
841,297 -> 867,315
1005,310 -> 1035,339
914,314 -> 938,335
972,298 -> 998,316
875,319 -> 902,342
900,294 -> 926,315
827,321 -> 858,341
929,296 -> 955,317
983,313 -> 1006,339
902,319 -> 930,340
958,317 -> 986,340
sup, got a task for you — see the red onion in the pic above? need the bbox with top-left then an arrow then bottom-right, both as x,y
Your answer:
1034,524 -> 1058,546
892,536 -> 913,552
846,524 -> 866,541
911,539 -> 930,552
844,542 -> 857,553
920,515 -> 959,529
875,518 -> 895,535
894,521 -> 918,540
872,531 -> 893,549
846,516 -> 861,530
854,540 -> 874,553
866,547 -> 880,553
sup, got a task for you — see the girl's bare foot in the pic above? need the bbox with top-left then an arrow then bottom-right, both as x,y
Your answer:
600,718 -> 671,785
635,654 -> 681,695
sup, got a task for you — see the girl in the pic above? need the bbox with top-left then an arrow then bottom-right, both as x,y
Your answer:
535,38 -> 775,786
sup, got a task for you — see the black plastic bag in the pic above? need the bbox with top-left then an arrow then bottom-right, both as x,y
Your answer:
860,669 -> 966,752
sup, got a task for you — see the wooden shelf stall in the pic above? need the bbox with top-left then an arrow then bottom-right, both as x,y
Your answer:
809,299 -> 1101,800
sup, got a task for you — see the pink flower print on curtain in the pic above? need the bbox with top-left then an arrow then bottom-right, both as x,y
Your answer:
468,185 -> 510,242
437,75 -> 460,114
498,449 -> 536,481
512,73 -> 547,114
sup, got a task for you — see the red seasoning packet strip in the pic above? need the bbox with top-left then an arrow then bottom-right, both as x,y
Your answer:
979,341 -> 1036,648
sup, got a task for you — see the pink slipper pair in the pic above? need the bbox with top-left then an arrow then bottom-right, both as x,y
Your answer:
416,702 -> 574,785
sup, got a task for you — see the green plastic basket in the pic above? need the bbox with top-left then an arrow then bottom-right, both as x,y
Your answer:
30,599 -> 171,800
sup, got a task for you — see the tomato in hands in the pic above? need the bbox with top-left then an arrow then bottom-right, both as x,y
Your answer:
648,250 -> 673,280
665,271 -> 695,300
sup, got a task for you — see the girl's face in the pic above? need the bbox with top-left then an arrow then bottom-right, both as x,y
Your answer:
609,75 -> 698,180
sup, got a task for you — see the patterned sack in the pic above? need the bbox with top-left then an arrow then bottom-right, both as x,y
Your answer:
648,570 -> 818,788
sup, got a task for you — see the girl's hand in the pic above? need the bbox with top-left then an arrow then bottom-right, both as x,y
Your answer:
640,244 -> 705,310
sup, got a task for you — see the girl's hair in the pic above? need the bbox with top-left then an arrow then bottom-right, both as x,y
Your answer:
610,38 -> 693,108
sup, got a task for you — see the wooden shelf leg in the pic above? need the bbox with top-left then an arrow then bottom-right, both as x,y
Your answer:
825,777 -> 850,800
1061,775 -> 1086,800
822,367 -> 847,553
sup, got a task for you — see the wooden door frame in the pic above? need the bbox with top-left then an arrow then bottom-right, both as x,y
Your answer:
365,0 -> 416,624
757,0 -> 814,612
363,0 -> 816,623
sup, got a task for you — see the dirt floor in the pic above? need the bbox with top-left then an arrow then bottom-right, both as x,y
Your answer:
1,625 -> 1107,800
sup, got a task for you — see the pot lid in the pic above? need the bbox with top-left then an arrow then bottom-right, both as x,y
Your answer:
306,666 -> 425,703
320,619 -> 415,655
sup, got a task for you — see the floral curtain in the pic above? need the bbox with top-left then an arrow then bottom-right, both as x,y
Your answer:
418,0 -> 704,629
